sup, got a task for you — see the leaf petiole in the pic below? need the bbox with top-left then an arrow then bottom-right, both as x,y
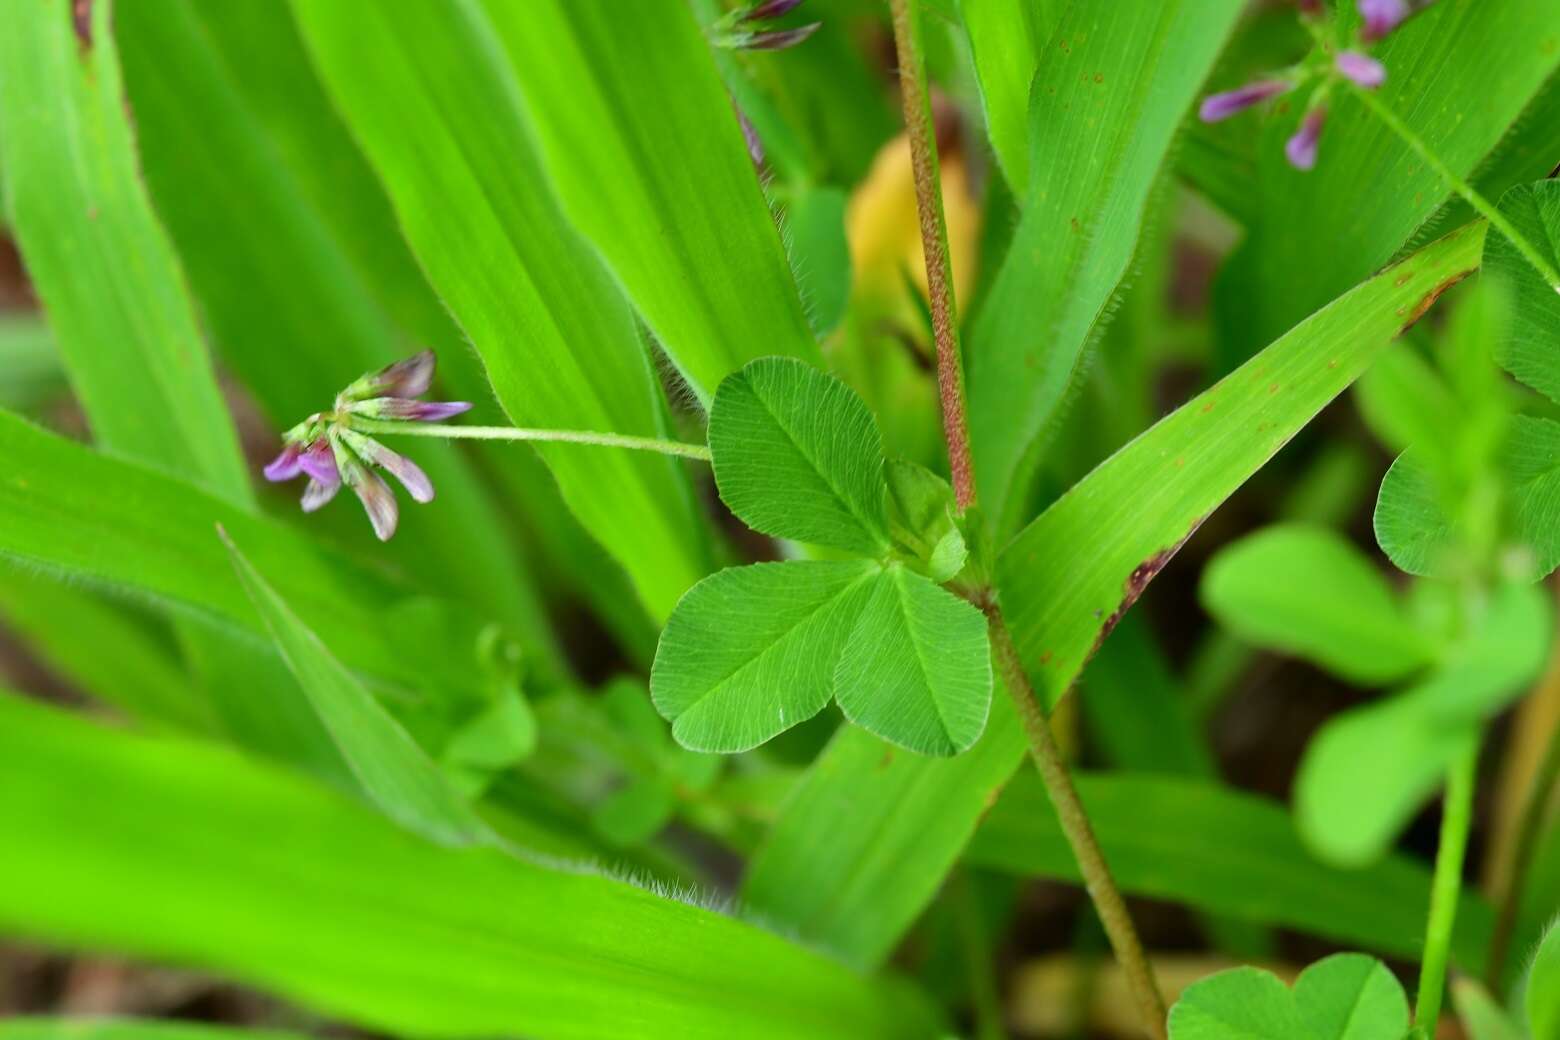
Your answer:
350,418 -> 712,461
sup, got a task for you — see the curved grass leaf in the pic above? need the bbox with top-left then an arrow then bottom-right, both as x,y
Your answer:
1200,524 -> 1432,684
710,358 -> 890,554
290,0 -> 711,620
965,0 -> 1244,529
0,692 -> 937,1040
479,0 -> 821,402
968,773 -> 1493,969
956,0 -> 1065,194
1169,954 -> 1408,1040
1216,1 -> 1560,361
222,529 -> 490,847
835,565 -> 991,756
0,0 -> 248,505
651,560 -> 878,753
744,225 -> 1483,965
1486,180 -> 1560,402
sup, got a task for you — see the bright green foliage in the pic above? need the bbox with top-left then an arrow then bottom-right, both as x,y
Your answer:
885,461 -> 968,583
710,357 -> 891,554
965,0 -> 1244,528
1487,181 -> 1560,403
1452,980 -> 1525,1040
653,560 -> 879,753
1530,921 -> 1560,1040
0,693 -> 935,1040
0,316 -> 61,412
0,0 -> 249,506
481,0 -> 821,402
1201,525 -> 1432,684
967,772 -> 1492,968
1354,344 -> 1458,459
747,226 -> 1484,965
957,0 -> 1065,192
785,187 -> 853,338
1216,0 -> 1560,360
290,0 -> 711,621
836,565 -> 991,756
1169,954 -> 1408,1040
223,529 -> 491,846
1296,582 -> 1550,867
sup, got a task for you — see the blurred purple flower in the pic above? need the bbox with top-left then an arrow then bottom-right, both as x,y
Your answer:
741,23 -> 820,50
740,0 -> 804,21
1335,51 -> 1386,88
264,351 -> 468,541
1199,80 -> 1291,123
1359,0 -> 1410,41
1286,109 -> 1327,171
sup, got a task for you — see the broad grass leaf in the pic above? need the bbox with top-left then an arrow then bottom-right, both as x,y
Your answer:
481,0 -> 821,402
1486,181 -> 1560,403
835,565 -> 992,756
1296,582 -> 1550,866
786,187 -> 853,338
744,225 -> 1484,966
968,772 -> 1493,969
1200,524 -> 1432,685
1376,416 -> 1560,579
290,0 -> 712,621
956,0 -> 1066,193
710,358 -> 891,554
1529,921 -> 1560,1040
0,0 -> 249,506
0,693 -> 937,1040
0,316 -> 63,413
965,0 -> 1244,530
651,560 -> 879,753
1169,954 -> 1407,1040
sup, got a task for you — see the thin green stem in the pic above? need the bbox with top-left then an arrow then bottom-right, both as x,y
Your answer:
350,419 -> 712,461
1487,717 -> 1560,987
1415,738 -> 1480,1033
1350,84 -> 1560,292
888,0 -> 977,511
984,600 -> 1168,1040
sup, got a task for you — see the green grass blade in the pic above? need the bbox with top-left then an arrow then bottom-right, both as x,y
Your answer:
290,0 -> 712,620
743,224 -> 1483,965
113,0 -> 559,668
0,0 -> 248,505
221,529 -> 491,846
965,0 -> 1244,530
481,0 -> 822,402
0,315 -> 64,414
967,772 -> 1493,970
956,0 -> 1065,193
0,692 -> 937,1040
1217,0 -> 1560,361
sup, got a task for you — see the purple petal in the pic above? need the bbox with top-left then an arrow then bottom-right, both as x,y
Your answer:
1359,0 -> 1410,41
340,350 -> 436,402
1285,109 -> 1327,171
300,478 -> 341,513
299,440 -> 340,486
1198,80 -> 1290,123
742,22 -> 820,50
1336,50 -> 1386,89
742,0 -> 804,20
263,442 -> 303,482
349,398 -> 473,421
338,429 -> 435,504
350,470 -> 399,542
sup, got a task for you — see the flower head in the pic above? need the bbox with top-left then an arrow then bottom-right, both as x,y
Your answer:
263,350 -> 470,541
710,0 -> 819,51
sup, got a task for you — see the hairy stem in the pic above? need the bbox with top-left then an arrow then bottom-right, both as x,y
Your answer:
985,600 -> 1168,1040
1487,718 -> 1560,987
1415,739 -> 1480,1032
1350,84 -> 1560,292
350,419 -> 712,461
888,0 -> 977,510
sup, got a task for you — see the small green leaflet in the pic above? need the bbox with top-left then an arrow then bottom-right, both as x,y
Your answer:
1486,181 -> 1560,403
886,460 -> 969,583
710,357 -> 891,554
1169,954 -> 1408,1040
652,560 -> 878,754
1200,524 -> 1432,685
222,527 -> 491,847
836,565 -> 991,756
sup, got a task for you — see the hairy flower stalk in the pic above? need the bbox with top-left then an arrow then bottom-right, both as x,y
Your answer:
263,350 -> 470,541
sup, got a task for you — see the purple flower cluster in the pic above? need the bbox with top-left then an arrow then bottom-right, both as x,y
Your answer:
263,351 -> 470,541
1197,0 -> 1424,171
711,0 -> 819,52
